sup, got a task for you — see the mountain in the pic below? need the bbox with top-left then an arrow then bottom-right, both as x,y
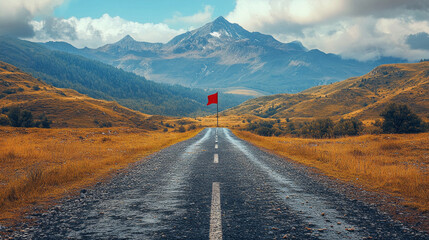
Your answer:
0,36 -> 250,116
0,61 -> 158,128
43,16 -> 406,96
224,62 -> 429,122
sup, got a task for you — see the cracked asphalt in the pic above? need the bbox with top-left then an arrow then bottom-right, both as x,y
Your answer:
5,128 -> 429,239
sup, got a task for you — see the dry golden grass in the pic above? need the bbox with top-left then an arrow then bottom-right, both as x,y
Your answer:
234,130 -> 429,211
226,62 -> 429,122
0,61 -> 152,128
0,126 -> 202,223
197,114 -> 264,128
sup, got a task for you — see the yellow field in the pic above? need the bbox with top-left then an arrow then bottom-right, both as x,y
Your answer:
0,126 -> 202,223
233,130 -> 429,211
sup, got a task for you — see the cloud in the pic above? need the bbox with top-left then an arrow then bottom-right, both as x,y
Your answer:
0,0 -> 64,37
406,32 -> 429,50
165,5 -> 214,26
226,0 -> 429,61
29,14 -> 186,48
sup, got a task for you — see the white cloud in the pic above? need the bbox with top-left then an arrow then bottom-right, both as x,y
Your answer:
165,5 -> 214,27
29,14 -> 186,48
0,0 -> 64,37
227,0 -> 429,61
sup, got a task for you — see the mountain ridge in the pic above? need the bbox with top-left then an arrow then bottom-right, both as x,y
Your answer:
0,36 -> 250,117
42,16 -> 406,96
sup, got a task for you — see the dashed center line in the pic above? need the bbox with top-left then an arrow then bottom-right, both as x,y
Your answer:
209,182 -> 222,240
215,143 -> 218,149
214,153 -> 219,163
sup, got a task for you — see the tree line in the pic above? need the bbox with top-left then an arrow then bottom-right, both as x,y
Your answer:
0,36 -> 249,117
245,103 -> 428,138
0,107 -> 51,128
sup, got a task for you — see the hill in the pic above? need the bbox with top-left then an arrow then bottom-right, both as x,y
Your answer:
0,36 -> 250,117
225,62 -> 429,122
0,61 -> 158,128
43,16 -> 405,96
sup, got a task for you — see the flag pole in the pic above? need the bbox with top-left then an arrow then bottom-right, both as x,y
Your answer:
217,96 -> 219,128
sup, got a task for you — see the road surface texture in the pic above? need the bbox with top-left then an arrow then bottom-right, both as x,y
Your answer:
6,128 -> 429,239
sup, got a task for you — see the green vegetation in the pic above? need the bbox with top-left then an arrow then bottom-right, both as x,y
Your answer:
0,36 -> 250,117
380,103 -> 427,133
246,118 -> 364,138
3,107 -> 51,128
245,103 -> 427,138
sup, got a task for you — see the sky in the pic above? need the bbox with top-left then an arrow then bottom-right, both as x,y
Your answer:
0,0 -> 428,61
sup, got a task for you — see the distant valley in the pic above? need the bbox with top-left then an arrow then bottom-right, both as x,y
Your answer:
43,16 -> 405,96
0,36 -> 250,117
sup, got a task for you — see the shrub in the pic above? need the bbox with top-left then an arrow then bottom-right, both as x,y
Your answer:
6,108 -> 53,128
3,89 -> 16,94
380,103 -> 425,133
333,118 -> 363,136
178,126 -> 186,132
7,107 -> 23,127
20,110 -> 34,127
246,121 -> 276,136
101,122 -> 112,128
301,119 -> 334,138
0,114 -> 10,126
36,113 -> 52,128
255,126 -> 275,136
188,124 -> 197,131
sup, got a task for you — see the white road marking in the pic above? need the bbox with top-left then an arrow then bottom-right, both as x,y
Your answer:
215,143 -> 218,149
209,182 -> 222,240
214,154 -> 219,163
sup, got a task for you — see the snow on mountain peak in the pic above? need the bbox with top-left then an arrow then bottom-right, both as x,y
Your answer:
210,32 -> 221,38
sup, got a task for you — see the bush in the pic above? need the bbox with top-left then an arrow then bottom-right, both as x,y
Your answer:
0,114 -> 10,126
255,126 -> 275,136
301,119 -> 334,138
20,110 -> 34,127
36,113 -> 52,128
333,118 -> 363,136
7,107 -> 23,127
3,89 -> 16,94
188,124 -> 197,131
380,103 -> 425,133
178,126 -> 186,132
246,121 -> 276,136
6,107 -> 52,128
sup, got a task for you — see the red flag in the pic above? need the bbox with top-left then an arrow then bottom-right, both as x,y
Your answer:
207,92 -> 218,105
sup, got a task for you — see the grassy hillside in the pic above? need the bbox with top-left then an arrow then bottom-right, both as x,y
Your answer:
0,36 -> 250,116
225,62 -> 429,122
0,61 -> 159,128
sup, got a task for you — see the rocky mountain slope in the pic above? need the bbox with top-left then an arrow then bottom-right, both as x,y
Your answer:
44,17 -> 405,96
0,36 -> 250,117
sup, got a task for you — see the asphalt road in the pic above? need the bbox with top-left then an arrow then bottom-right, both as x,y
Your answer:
8,128 -> 428,239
